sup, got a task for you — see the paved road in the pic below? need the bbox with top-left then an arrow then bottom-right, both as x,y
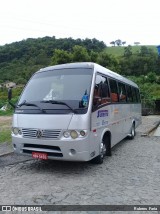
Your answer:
153,125 -> 160,136
0,134 -> 160,208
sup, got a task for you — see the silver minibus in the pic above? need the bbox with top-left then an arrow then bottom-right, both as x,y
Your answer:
10,62 -> 141,164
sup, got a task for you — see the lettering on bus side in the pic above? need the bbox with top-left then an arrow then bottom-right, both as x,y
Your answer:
102,120 -> 108,126
97,110 -> 108,118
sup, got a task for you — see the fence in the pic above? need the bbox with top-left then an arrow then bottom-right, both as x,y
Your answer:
141,99 -> 160,116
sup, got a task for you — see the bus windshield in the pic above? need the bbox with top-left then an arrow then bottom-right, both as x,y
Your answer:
17,68 -> 93,113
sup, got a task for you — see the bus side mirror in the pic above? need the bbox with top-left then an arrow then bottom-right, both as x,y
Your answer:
8,88 -> 12,100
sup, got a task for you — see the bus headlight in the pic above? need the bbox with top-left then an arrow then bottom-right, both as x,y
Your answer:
63,131 -> 70,138
12,127 -> 22,135
80,130 -> 86,137
70,130 -> 78,139
62,130 -> 87,139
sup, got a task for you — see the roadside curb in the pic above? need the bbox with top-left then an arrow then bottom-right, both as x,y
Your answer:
141,120 -> 160,136
0,151 -> 14,157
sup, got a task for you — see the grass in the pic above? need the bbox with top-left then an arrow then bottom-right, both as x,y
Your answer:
0,116 -> 12,143
105,46 -> 125,56
105,45 -> 157,57
0,110 -> 13,116
0,129 -> 11,143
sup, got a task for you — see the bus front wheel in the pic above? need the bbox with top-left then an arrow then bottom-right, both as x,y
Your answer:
92,134 -> 111,164
92,139 -> 106,164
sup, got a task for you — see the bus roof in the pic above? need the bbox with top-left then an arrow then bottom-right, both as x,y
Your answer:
38,62 -> 138,88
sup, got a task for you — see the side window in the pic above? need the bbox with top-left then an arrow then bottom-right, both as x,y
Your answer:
109,79 -> 119,103
93,74 -> 110,108
118,82 -> 127,102
136,88 -> 141,103
132,87 -> 138,103
126,85 -> 133,102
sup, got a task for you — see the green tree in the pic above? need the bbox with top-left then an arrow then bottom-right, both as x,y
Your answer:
90,51 -> 98,62
35,50 -> 51,65
97,52 -> 120,72
146,72 -> 157,83
51,49 -> 73,65
115,39 -> 122,46
139,46 -> 150,56
110,41 -> 115,46
15,78 -> 27,85
72,45 -> 90,62
124,45 -> 132,57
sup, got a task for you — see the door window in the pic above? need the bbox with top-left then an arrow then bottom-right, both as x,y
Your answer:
93,74 -> 111,108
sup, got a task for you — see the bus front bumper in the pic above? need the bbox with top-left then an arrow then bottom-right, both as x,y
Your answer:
12,136 -> 93,162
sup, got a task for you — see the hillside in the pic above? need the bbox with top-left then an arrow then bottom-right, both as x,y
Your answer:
105,45 -> 157,57
0,36 -> 159,84
0,36 -> 106,84
0,37 -> 160,110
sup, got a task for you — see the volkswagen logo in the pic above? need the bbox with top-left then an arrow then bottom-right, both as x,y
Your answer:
36,130 -> 42,138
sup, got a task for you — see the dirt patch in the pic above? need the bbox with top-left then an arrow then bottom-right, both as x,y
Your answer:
0,116 -> 12,124
0,116 -> 12,130
0,142 -> 13,155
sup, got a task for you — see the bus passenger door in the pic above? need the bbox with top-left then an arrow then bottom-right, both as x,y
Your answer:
91,74 -> 111,156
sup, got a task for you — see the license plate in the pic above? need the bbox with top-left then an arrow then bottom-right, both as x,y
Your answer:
32,152 -> 48,160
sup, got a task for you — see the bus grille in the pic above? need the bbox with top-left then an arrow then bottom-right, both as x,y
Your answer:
22,128 -> 61,139
22,144 -> 63,157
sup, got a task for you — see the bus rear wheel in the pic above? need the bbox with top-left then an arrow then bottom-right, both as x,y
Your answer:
128,123 -> 135,139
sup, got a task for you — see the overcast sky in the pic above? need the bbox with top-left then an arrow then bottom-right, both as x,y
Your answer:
0,0 -> 160,46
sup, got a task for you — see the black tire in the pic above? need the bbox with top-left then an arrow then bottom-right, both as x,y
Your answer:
92,139 -> 106,164
92,135 -> 111,164
128,123 -> 135,139
105,135 -> 112,156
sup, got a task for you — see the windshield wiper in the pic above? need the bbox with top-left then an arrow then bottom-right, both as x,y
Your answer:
17,100 -> 45,113
41,100 -> 76,113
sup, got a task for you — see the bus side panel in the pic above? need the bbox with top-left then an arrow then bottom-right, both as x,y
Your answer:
90,102 -> 141,155
91,105 -> 126,155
